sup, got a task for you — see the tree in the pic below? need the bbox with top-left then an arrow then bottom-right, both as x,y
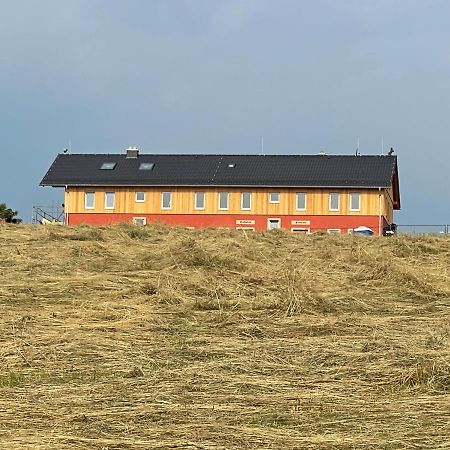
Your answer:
0,203 -> 22,223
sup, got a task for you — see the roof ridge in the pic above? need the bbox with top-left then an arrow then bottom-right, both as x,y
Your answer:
56,153 -> 396,157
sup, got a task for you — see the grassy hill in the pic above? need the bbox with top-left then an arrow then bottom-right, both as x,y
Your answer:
1,224 -> 450,449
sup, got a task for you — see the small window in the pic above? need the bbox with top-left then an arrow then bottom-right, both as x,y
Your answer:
139,163 -> 154,170
350,192 -> 360,211
241,192 -> 251,210
218,192 -> 229,210
135,192 -> 145,203
85,192 -> 95,209
292,228 -> 310,234
195,192 -> 205,210
100,162 -> 117,170
105,192 -> 115,209
269,192 -> 280,204
228,163 -> 236,168
268,218 -> 281,230
329,193 -> 340,211
133,217 -> 147,226
327,228 -> 341,234
296,192 -> 306,210
161,192 -> 172,209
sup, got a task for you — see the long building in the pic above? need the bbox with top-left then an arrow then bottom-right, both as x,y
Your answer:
40,147 -> 400,235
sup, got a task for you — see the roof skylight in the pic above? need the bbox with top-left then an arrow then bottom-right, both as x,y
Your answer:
139,163 -> 154,171
100,162 -> 117,170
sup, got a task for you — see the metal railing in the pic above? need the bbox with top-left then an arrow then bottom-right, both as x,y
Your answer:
32,205 -> 65,224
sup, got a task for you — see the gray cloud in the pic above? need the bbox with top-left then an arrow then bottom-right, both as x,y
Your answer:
1,0 -> 449,223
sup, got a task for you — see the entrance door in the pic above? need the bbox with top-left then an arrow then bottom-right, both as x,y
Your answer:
268,218 -> 281,230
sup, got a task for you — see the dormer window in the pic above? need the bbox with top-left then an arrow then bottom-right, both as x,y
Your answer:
100,162 -> 117,170
139,163 -> 154,170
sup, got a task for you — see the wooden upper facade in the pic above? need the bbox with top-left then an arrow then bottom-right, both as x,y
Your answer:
64,187 -> 395,222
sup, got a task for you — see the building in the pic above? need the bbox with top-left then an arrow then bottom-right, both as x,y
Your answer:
40,147 -> 400,235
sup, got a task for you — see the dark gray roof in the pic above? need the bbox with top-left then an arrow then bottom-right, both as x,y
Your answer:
40,153 -> 398,189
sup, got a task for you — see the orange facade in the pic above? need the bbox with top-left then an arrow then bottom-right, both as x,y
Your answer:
64,187 -> 394,234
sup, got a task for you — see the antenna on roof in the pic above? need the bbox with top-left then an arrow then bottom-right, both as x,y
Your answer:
388,147 -> 394,155
63,141 -> 71,154
63,141 -> 71,155
355,136 -> 360,156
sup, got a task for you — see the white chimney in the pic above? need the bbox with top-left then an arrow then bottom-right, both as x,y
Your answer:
126,146 -> 139,158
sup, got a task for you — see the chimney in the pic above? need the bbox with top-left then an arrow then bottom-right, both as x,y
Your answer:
126,146 -> 139,158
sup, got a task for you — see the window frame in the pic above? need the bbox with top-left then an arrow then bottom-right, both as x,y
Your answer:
218,192 -> 229,210
84,192 -> 95,210
133,217 -> 147,226
194,192 -> 205,210
135,191 -> 145,203
269,192 -> 280,204
296,192 -> 307,211
267,218 -> 281,230
161,192 -> 172,210
138,162 -> 154,171
327,228 -> 341,234
291,228 -> 310,233
99,162 -> 117,170
329,192 -> 340,211
104,192 -> 115,210
350,192 -> 360,211
241,192 -> 252,210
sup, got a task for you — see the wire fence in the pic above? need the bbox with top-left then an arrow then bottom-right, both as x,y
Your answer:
396,225 -> 450,235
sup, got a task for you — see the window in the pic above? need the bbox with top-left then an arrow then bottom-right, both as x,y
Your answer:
161,192 -> 172,209
218,192 -> 229,210
85,192 -> 95,209
296,192 -> 306,210
350,192 -> 360,211
195,192 -> 205,210
291,228 -> 310,233
105,192 -> 115,209
268,218 -> 281,230
100,162 -> 117,170
241,192 -> 251,210
135,192 -> 145,203
329,193 -> 340,211
269,192 -> 280,203
327,228 -> 341,234
139,163 -> 154,171
133,217 -> 147,226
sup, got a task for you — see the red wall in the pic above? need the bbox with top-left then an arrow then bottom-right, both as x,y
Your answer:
67,213 -> 388,235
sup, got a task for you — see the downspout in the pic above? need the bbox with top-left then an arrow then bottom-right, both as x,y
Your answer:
65,185 -> 69,226
378,187 -> 382,236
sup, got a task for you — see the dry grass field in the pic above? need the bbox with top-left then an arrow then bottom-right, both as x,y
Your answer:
1,224 -> 450,449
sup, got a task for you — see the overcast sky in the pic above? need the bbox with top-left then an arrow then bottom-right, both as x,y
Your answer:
1,0 -> 449,224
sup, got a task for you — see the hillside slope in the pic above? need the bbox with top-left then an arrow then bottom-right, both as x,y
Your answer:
1,225 -> 450,449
